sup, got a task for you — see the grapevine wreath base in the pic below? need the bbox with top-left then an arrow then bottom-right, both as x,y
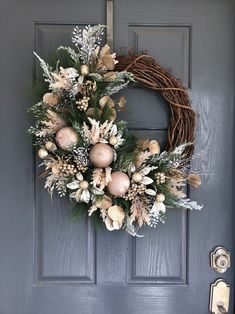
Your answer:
28,25 -> 202,236
116,55 -> 196,159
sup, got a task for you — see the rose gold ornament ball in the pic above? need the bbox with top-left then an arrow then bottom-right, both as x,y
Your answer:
55,127 -> 79,150
107,171 -> 131,196
89,143 -> 114,168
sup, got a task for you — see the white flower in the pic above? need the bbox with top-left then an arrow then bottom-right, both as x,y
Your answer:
151,201 -> 166,214
129,164 -> 157,196
67,172 -> 103,203
108,124 -> 125,148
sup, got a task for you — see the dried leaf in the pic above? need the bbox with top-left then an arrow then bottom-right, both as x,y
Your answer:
130,196 -> 150,227
102,55 -> 115,70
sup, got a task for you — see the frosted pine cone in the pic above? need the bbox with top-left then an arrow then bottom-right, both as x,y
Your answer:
73,147 -> 89,172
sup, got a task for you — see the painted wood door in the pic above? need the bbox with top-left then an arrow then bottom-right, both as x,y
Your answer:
0,0 -> 234,313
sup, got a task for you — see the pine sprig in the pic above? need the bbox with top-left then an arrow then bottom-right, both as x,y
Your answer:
72,25 -> 105,64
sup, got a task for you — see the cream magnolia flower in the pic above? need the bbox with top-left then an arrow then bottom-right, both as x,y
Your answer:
129,164 -> 157,196
108,124 -> 125,148
67,172 -> 103,203
151,200 -> 166,215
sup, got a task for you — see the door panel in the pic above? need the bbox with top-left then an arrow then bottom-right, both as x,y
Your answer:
0,0 -> 234,314
34,23 -> 96,285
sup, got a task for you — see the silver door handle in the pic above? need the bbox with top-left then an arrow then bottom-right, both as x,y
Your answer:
210,279 -> 230,313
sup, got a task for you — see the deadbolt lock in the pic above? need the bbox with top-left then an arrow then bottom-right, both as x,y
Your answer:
210,246 -> 231,273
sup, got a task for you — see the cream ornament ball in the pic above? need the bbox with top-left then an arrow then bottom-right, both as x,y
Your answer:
80,64 -> 89,76
156,193 -> 165,203
109,135 -> 118,146
107,171 -> 131,196
149,140 -> 160,155
55,127 -> 79,150
95,195 -> 112,210
108,205 -> 125,222
132,172 -> 143,183
45,141 -> 57,151
89,143 -> 114,168
38,148 -> 48,159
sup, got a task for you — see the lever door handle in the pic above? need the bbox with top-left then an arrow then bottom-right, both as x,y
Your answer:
210,279 -> 230,314
217,303 -> 227,314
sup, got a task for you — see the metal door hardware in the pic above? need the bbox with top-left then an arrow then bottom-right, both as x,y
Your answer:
210,246 -> 230,273
209,279 -> 230,314
106,0 -> 113,51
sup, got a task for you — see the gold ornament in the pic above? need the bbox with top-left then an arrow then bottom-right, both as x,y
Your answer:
76,96 -> 90,111
76,163 -> 88,173
122,183 -> 146,201
187,173 -> 201,188
80,64 -> 89,76
89,143 -> 114,168
103,71 -> 117,82
55,127 -> 79,150
132,172 -> 143,183
149,140 -> 160,155
58,161 -> 77,176
38,148 -> 48,159
79,180 -> 89,190
107,171 -> 131,196
155,172 -> 166,184
95,195 -> 112,209
45,141 -> 57,151
156,193 -> 165,203
109,135 -> 118,146
42,93 -> 59,106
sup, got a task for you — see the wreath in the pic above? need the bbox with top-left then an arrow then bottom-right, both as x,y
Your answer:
28,25 -> 202,236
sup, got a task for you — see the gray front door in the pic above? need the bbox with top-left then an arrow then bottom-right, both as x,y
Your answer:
0,0 -> 234,313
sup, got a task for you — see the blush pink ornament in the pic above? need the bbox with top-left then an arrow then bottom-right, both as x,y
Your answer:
107,171 -> 130,196
55,127 -> 79,150
89,143 -> 114,168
